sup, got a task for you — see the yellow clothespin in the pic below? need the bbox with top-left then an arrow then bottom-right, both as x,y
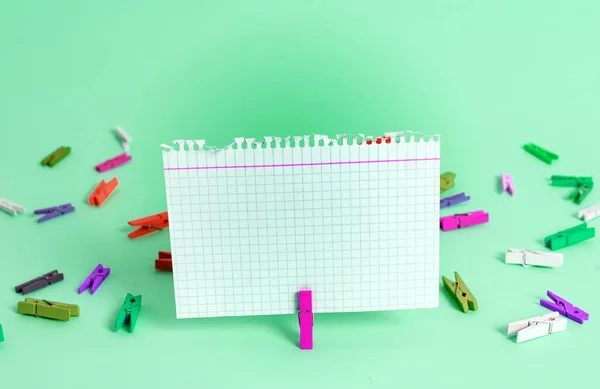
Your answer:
442,271 -> 477,313
17,298 -> 80,321
440,172 -> 456,193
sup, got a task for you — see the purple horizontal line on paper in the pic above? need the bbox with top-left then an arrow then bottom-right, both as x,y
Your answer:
164,157 -> 440,171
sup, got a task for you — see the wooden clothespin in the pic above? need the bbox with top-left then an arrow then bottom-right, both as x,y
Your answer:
440,172 -> 456,193
155,251 -> 172,271
439,210 -> 489,231
18,298 -> 80,321
95,153 -> 132,173
440,192 -> 470,209
579,203 -> 600,222
88,177 -> 119,207
507,312 -> 567,343
523,143 -> 558,164
115,126 -> 132,152
0,324 -> 4,343
77,264 -> 110,294
505,249 -> 563,268
551,176 -> 594,205
544,223 -> 595,250
0,198 -> 25,216
33,203 -> 75,223
501,173 -> 514,196
298,290 -> 313,350
41,146 -> 71,167
128,211 -> 169,239
540,290 -> 589,324
115,293 -> 142,333
442,271 -> 477,313
15,270 -> 64,295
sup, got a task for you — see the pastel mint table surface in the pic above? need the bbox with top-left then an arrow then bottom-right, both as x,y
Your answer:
1,2 -> 599,388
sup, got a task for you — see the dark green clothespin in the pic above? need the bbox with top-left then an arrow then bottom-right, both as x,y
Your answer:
544,223 -> 595,250
523,143 -> 558,164
41,146 -> 71,167
442,271 -> 478,313
440,172 -> 456,193
550,176 -> 594,205
115,293 -> 142,333
0,324 -> 4,343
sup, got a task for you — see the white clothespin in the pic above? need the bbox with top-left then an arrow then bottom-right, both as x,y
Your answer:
505,249 -> 563,268
115,126 -> 132,152
0,198 -> 25,216
507,312 -> 567,343
578,203 -> 600,222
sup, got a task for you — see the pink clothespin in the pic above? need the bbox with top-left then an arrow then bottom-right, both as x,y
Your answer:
298,290 -> 313,350
540,290 -> 589,324
95,153 -> 132,173
77,264 -> 110,294
440,210 -> 489,231
501,173 -> 514,196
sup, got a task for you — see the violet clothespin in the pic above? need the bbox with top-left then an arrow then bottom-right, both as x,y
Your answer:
33,203 -> 75,223
440,192 -> 470,209
298,290 -> 313,350
78,264 -> 110,294
540,290 -> 589,324
501,173 -> 514,196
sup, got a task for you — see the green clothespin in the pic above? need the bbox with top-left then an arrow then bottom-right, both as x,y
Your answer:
545,223 -> 595,250
442,271 -> 477,313
41,146 -> 71,167
523,143 -> 558,164
0,324 -> 4,343
17,298 -> 80,321
440,172 -> 456,193
115,293 -> 142,333
551,176 -> 594,205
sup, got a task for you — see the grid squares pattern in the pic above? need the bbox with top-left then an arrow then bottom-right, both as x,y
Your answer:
163,136 -> 440,318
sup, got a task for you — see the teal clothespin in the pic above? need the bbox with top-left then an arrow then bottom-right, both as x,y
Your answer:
0,324 -> 4,343
545,223 -> 595,250
114,293 -> 142,333
523,143 -> 559,164
551,176 -> 594,205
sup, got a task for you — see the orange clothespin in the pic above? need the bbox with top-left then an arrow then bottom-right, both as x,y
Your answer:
127,211 -> 169,239
88,178 -> 119,207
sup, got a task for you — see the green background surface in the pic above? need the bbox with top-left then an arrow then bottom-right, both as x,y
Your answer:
1,1 -> 599,388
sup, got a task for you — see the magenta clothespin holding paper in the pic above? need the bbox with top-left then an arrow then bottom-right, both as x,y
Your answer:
78,264 -> 110,294
540,290 -> 589,324
501,173 -> 514,196
95,153 -> 132,173
298,290 -> 313,350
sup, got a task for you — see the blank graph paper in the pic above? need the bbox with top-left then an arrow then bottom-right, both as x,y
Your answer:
162,132 -> 440,319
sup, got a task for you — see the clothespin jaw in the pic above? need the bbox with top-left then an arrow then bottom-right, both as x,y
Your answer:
128,211 -> 169,239
507,312 -> 567,343
501,173 -> 514,196
544,223 -> 595,251
0,198 -> 25,216
114,293 -> 142,333
298,290 -> 313,350
41,146 -> 71,167
95,153 -> 132,173
440,172 -> 456,193
18,298 -> 80,321
505,249 -> 563,268
88,177 -> 119,207
15,270 -> 64,295
440,192 -> 470,209
78,264 -> 110,294
440,210 -> 489,231
155,251 -> 172,271
442,272 -> 477,313
33,203 -> 75,223
578,203 -> 600,222
523,143 -> 558,164
540,290 -> 589,324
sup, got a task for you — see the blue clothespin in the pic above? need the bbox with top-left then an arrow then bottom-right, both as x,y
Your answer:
33,203 -> 75,223
440,192 -> 470,209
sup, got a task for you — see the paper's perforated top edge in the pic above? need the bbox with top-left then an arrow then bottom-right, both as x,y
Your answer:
160,131 -> 440,152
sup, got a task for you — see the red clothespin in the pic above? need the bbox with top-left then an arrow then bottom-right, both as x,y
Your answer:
127,211 -> 169,239
440,210 -> 489,231
365,135 -> 391,145
88,177 -> 119,207
298,290 -> 313,350
155,251 -> 172,271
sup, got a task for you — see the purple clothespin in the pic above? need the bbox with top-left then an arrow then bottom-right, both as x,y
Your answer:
78,264 -> 110,294
440,192 -> 470,209
540,290 -> 589,324
33,203 -> 75,223
501,173 -> 514,196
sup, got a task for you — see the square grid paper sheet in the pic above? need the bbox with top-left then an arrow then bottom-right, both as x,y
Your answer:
162,132 -> 440,319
